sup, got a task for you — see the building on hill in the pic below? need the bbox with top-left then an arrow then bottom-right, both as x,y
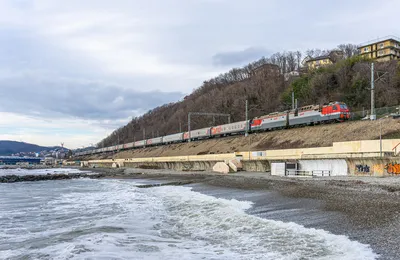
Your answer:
252,63 -> 280,77
284,71 -> 300,82
358,36 -> 400,62
304,50 -> 344,70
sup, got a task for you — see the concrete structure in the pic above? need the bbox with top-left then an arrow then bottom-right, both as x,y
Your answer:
228,159 -> 242,172
271,163 -> 285,176
359,36 -> 400,62
81,139 -> 400,177
213,162 -> 231,174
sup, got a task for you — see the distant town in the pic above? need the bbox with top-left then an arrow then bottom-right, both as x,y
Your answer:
10,148 -> 70,159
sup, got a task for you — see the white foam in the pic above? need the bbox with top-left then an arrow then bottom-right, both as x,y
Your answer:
0,179 -> 378,260
148,186 -> 378,260
0,167 -> 91,176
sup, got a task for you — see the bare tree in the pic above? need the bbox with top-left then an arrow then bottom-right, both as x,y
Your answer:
337,44 -> 360,58
286,51 -> 297,72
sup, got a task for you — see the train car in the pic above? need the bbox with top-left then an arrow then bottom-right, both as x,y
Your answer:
251,102 -> 350,131
250,111 -> 288,132
74,101 -> 351,158
183,127 -> 212,140
320,102 -> 350,121
211,121 -> 248,136
124,142 -> 134,149
134,140 -> 146,148
163,133 -> 184,144
146,137 -> 163,146
288,102 -> 350,126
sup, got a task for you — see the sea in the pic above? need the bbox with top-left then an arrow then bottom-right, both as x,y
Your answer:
0,168 -> 377,260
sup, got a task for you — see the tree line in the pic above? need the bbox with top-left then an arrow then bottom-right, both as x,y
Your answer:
98,43 -> 396,148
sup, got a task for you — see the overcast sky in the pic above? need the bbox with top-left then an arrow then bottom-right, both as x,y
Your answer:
0,0 -> 398,149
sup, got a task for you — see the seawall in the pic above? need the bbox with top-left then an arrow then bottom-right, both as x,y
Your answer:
79,139 -> 400,177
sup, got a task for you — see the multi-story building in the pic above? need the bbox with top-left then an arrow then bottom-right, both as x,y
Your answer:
252,63 -> 281,77
304,50 -> 344,70
359,36 -> 400,62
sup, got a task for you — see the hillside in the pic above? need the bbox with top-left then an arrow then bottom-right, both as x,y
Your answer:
0,141 -> 63,156
79,119 -> 400,160
99,50 -> 400,148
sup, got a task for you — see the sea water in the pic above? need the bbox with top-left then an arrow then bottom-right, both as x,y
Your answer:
0,169 -> 377,260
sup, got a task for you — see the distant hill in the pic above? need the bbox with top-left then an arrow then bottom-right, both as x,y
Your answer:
0,141 -> 64,156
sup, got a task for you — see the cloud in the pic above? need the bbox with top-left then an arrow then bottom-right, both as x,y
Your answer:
0,71 -> 183,120
212,47 -> 269,67
0,0 -> 399,148
0,112 -> 117,148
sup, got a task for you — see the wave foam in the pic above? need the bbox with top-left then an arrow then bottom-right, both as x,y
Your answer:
0,179 -> 378,260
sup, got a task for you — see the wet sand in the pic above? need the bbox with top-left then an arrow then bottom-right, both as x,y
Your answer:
91,167 -> 400,259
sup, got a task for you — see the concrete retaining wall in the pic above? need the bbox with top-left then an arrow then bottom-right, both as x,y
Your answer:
298,159 -> 348,176
82,139 -> 400,176
85,157 -> 400,177
242,160 -> 270,172
346,158 -> 400,176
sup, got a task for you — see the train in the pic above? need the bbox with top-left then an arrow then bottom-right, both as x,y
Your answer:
75,101 -> 350,156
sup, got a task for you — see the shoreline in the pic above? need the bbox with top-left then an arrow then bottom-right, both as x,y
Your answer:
2,166 -> 400,258
92,167 -> 400,259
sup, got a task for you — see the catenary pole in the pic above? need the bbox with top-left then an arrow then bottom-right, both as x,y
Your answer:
371,63 -> 376,120
292,92 -> 295,110
380,119 -> 382,158
245,99 -> 249,137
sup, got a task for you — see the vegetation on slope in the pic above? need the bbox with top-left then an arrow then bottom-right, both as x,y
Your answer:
282,56 -> 400,109
99,44 -> 400,147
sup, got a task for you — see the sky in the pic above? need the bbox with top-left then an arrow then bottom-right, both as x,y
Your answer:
0,0 -> 398,149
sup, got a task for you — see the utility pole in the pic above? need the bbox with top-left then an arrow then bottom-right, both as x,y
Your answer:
370,63 -> 376,120
143,128 -> 146,140
295,99 -> 298,109
292,92 -> 295,110
245,99 -> 249,137
188,113 -> 191,142
179,121 -> 182,132
380,119 -> 382,158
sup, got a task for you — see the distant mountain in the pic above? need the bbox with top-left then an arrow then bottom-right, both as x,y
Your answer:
0,141 -> 64,156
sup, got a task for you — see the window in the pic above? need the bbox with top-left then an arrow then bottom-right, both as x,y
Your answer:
378,50 -> 384,56
379,43 -> 385,49
340,104 -> 347,110
333,105 -> 338,111
364,47 -> 369,52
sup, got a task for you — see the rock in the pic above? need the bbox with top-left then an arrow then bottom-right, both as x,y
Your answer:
111,163 -> 119,168
230,159 -> 243,169
213,162 -> 231,174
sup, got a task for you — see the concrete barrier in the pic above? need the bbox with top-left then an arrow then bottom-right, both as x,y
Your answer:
213,162 -> 231,174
